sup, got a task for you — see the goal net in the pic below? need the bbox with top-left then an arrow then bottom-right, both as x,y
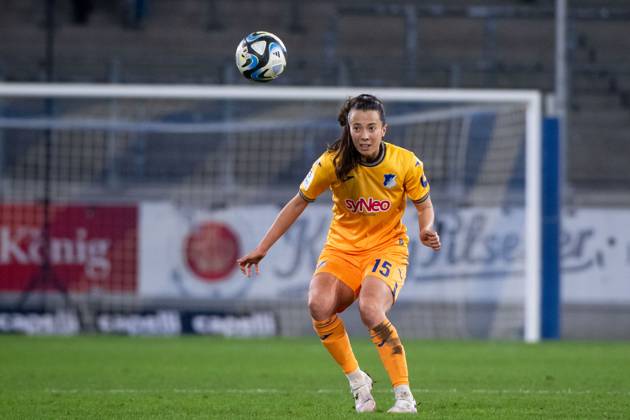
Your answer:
0,84 -> 542,341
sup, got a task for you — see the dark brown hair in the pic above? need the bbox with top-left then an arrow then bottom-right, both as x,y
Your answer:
328,94 -> 386,181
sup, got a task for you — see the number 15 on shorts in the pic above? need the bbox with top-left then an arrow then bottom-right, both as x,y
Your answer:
372,259 -> 391,277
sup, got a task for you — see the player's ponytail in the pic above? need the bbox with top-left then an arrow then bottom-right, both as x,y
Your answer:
328,94 -> 386,181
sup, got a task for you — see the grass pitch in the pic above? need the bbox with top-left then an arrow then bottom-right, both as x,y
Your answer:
1,336 -> 629,419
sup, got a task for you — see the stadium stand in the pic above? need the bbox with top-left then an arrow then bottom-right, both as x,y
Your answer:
0,0 -> 629,204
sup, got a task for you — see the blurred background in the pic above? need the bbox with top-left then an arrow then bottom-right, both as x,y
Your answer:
0,0 -> 628,340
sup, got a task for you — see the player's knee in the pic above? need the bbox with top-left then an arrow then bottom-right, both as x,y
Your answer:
358,299 -> 384,328
308,295 -> 334,321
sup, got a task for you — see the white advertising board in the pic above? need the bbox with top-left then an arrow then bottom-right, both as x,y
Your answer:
139,203 -> 630,304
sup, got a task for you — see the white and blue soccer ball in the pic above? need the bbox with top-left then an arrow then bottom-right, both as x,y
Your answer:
235,31 -> 287,82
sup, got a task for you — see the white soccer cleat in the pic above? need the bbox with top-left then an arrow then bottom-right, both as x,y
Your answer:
387,388 -> 417,414
350,371 -> 376,413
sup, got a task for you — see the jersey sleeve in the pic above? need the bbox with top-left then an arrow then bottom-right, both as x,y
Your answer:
404,153 -> 431,204
299,152 -> 336,202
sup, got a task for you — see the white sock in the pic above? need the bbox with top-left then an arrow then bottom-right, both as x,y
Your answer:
346,368 -> 364,385
393,384 -> 412,397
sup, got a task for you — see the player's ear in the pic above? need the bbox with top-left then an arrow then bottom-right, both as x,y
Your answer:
381,123 -> 388,136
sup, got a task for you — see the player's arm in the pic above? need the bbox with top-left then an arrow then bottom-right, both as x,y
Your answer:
237,193 -> 309,276
413,196 -> 441,251
405,153 -> 440,251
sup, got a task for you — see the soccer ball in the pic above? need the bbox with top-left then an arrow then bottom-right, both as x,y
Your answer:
235,31 -> 287,82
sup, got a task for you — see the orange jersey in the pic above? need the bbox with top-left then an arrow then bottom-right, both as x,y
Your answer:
299,142 -> 430,254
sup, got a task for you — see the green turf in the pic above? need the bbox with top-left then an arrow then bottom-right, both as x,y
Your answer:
1,336 -> 629,419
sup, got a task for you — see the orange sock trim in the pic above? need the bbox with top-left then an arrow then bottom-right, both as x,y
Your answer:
370,319 -> 409,387
312,315 -> 359,374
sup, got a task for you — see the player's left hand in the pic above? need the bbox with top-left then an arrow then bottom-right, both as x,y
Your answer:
420,229 -> 441,251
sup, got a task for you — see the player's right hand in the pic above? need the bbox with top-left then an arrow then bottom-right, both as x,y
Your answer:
237,249 -> 267,277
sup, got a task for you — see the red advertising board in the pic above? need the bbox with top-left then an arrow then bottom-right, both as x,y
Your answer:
0,205 -> 137,292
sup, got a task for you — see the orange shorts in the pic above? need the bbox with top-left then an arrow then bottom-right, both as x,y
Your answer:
314,244 -> 408,301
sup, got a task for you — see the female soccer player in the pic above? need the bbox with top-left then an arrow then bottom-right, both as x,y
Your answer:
237,94 -> 441,414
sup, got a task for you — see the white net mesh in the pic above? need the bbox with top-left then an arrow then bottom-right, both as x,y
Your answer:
0,90 -> 531,338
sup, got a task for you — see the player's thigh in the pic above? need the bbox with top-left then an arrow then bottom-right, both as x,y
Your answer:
358,276 -> 395,327
308,272 -> 355,320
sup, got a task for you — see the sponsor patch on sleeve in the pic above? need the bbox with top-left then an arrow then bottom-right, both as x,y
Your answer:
301,169 -> 314,190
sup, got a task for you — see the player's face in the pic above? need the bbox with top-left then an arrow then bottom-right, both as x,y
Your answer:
348,109 -> 387,161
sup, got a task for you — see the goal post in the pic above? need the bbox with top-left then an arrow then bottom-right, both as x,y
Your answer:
0,83 -> 543,342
